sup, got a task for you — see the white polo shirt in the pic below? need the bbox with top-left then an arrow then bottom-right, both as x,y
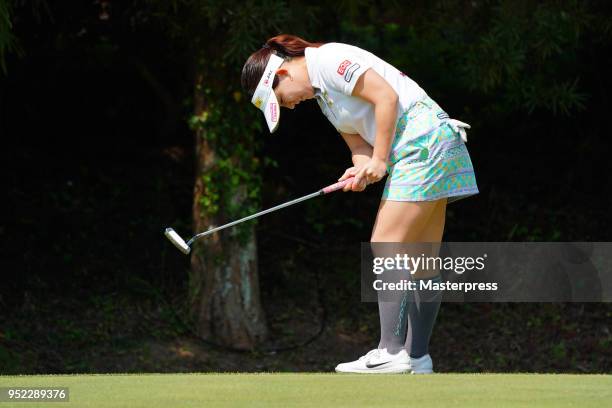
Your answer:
304,43 -> 427,146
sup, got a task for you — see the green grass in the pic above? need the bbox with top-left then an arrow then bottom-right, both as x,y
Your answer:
0,373 -> 610,407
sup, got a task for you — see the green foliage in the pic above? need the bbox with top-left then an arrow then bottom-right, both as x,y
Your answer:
189,88 -> 264,243
462,1 -> 591,116
147,0 -> 314,63
147,0 -> 322,245
550,341 -> 568,360
0,0 -> 20,74
0,0 -> 54,74
339,0 -> 601,119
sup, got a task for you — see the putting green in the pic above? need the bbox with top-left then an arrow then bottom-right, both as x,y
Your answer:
0,373 -> 610,407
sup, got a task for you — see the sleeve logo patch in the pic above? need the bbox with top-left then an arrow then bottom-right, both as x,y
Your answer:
344,63 -> 361,83
337,60 -> 352,75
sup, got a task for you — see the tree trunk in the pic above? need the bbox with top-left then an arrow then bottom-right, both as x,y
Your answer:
188,72 -> 267,349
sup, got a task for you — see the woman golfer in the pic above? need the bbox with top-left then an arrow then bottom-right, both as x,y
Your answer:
241,34 -> 479,373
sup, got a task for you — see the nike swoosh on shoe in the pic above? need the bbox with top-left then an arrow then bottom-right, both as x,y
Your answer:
365,361 -> 392,369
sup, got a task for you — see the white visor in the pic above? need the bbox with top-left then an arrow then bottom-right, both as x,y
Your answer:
251,54 -> 284,133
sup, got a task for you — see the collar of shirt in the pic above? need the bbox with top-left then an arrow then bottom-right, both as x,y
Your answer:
304,47 -> 321,90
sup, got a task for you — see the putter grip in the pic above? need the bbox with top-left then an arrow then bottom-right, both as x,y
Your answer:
321,177 -> 355,194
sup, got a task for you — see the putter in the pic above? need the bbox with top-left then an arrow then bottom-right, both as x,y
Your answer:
165,176 -> 356,255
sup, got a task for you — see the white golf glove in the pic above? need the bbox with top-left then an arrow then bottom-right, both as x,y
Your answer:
446,119 -> 471,143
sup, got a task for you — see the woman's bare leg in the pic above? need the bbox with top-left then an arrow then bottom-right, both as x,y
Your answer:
371,199 -> 441,243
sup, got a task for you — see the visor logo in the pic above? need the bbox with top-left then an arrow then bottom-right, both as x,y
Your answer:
263,69 -> 273,86
254,97 -> 263,109
337,60 -> 351,75
270,102 -> 278,122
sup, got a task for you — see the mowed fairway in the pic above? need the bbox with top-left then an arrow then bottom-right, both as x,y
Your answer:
0,373 -> 610,407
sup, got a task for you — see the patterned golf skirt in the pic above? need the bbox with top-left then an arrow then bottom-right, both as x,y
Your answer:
382,95 -> 479,204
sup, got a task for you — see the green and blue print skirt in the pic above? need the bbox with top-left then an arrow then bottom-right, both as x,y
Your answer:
382,95 -> 479,204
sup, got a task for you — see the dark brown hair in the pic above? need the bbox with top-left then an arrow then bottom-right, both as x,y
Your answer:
241,34 -> 324,99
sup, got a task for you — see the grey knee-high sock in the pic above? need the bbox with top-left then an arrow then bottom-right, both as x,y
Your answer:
377,271 -> 412,354
404,275 -> 442,358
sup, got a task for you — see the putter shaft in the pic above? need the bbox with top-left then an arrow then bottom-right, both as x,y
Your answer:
187,190 -> 322,245
165,176 -> 355,253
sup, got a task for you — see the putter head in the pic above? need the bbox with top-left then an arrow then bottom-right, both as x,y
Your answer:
164,227 -> 191,255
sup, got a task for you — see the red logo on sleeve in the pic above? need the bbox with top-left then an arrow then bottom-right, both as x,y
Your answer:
337,60 -> 351,75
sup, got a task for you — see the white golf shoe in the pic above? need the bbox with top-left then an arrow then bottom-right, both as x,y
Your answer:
335,348 -> 411,374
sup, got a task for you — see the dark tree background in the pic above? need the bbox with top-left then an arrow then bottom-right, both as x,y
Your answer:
1,0 -> 611,373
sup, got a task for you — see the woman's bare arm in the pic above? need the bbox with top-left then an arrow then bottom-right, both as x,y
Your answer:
340,131 -> 373,168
